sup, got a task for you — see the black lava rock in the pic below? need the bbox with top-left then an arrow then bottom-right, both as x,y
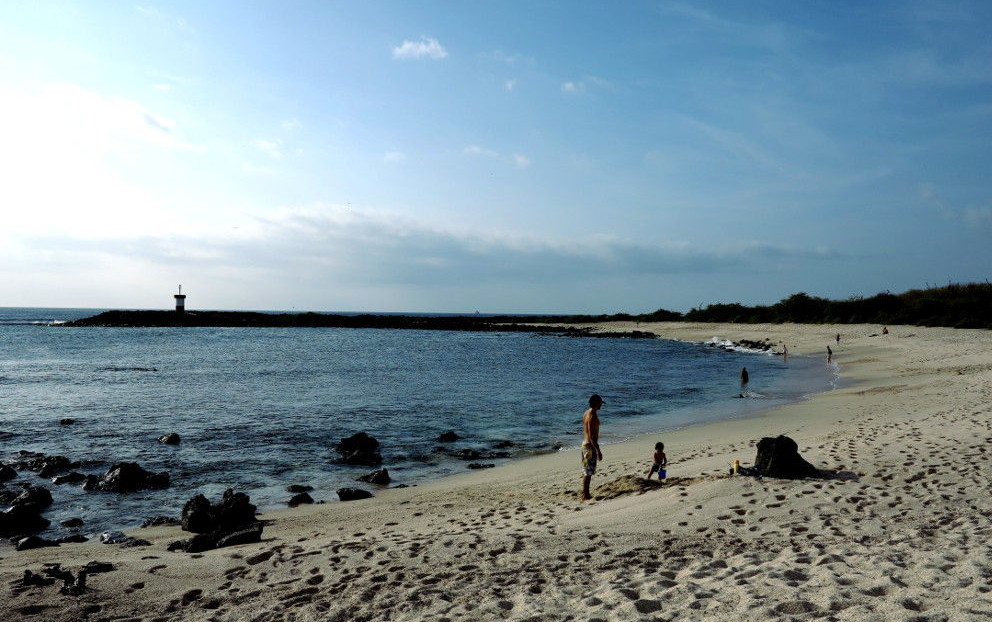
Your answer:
83,462 -> 170,493
287,492 -> 314,507
336,488 -> 374,502
754,435 -> 820,479
357,468 -> 391,485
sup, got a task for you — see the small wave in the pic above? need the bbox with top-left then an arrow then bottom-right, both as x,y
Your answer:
97,366 -> 159,372
705,337 -> 774,355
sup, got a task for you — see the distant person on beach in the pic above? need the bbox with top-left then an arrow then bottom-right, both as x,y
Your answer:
827,345 -> 833,363
836,333 -> 841,344
782,345 -> 789,362
882,326 -> 889,335
580,394 -> 604,502
740,366 -> 749,395
646,442 -> 667,479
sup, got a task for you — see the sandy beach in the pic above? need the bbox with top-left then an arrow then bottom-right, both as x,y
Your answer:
3,322 -> 992,621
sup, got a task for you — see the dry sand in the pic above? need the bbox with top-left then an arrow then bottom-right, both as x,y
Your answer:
3,322 -> 992,621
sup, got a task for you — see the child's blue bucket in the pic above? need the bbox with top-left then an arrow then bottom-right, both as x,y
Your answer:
658,469 -> 667,480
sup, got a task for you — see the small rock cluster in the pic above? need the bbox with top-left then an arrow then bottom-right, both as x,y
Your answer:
167,489 -> 264,553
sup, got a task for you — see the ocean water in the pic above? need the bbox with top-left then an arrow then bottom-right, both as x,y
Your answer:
0,307 -> 837,537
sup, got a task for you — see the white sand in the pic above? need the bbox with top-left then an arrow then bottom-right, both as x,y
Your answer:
3,323 -> 992,621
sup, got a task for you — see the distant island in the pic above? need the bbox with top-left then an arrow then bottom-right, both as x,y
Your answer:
63,282 -> 992,330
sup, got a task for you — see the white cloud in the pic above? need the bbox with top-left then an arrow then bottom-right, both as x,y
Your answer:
282,118 -> 303,130
487,50 -> 533,64
392,37 -> 448,60
962,206 -> 992,227
504,79 -> 517,91
384,151 -> 407,163
253,139 -> 284,159
464,145 -> 499,158
513,154 -> 532,168
3,203 -> 848,310
15,205 -> 840,286
0,82 -> 204,238
561,81 -> 582,93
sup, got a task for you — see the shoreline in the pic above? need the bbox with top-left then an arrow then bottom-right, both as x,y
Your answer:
3,322 -> 991,621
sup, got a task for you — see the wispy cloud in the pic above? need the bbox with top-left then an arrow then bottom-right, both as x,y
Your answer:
486,50 -> 534,64
392,37 -> 448,60
959,206 -> 992,228
464,145 -> 499,158
253,139 -> 284,159
513,154 -> 532,168
384,151 -> 407,163
16,206 -> 842,288
135,5 -> 194,34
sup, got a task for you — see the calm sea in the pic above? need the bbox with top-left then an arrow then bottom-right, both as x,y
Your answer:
0,307 -> 836,537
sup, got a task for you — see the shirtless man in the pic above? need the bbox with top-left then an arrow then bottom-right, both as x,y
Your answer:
580,394 -> 604,502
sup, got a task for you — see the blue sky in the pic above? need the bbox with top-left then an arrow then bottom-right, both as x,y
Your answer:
1,1 -> 990,313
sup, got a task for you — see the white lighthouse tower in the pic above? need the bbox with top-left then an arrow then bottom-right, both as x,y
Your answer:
174,285 -> 186,313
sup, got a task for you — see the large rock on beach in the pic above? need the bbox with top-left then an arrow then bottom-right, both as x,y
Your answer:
171,489 -> 263,553
287,492 -> 314,506
754,435 -> 820,479
336,432 -> 383,466
436,431 -> 461,443
170,522 -> 264,554
337,487 -> 374,502
83,462 -> 170,493
181,489 -> 258,534
157,433 -> 181,445
15,535 -> 59,551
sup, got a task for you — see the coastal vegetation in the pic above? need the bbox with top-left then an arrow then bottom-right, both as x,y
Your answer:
559,282 -> 992,329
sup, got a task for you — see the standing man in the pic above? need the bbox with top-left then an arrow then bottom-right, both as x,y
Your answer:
740,366 -> 749,395
580,394 -> 604,502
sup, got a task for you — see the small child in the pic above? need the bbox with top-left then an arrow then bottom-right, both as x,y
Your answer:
646,442 -> 668,479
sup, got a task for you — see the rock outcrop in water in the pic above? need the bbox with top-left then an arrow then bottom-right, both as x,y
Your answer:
14,454 -> 78,479
83,463 -> 170,493
336,432 -> 383,466
0,485 -> 53,538
357,468 -> 391,485
0,465 -> 16,482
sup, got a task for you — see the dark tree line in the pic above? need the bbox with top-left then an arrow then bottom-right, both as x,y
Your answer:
553,282 -> 992,329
